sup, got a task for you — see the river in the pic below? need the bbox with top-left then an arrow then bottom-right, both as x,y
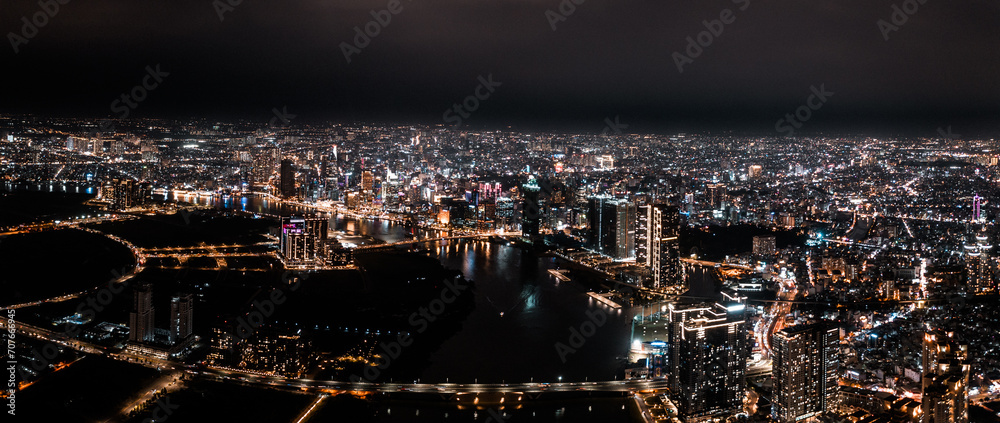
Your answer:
7,188 -> 652,421
165,192 -> 637,382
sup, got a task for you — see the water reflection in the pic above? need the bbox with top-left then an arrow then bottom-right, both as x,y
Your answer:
422,239 -> 632,384
2,181 -> 95,195
159,193 -> 634,383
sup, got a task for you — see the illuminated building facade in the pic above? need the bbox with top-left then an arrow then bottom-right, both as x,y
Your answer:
129,282 -> 155,343
103,178 -> 148,210
614,200 -> 636,260
666,291 -> 749,421
521,177 -> 541,240
753,235 -> 777,257
973,194 -> 982,223
772,322 -> 840,422
319,240 -> 354,267
361,170 -> 374,193
637,204 -> 681,290
921,330 -> 970,423
239,327 -> 312,378
585,197 -> 636,259
250,145 -> 278,186
169,293 -> 194,345
279,216 -> 329,264
141,140 -> 160,163
495,197 -> 515,228
707,183 -> 726,209
964,233 -> 995,294
208,322 -> 312,378
478,181 -> 502,201
279,159 -> 296,198
208,324 -> 237,366
587,195 -> 615,254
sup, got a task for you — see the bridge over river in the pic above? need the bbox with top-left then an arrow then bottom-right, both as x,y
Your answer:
197,366 -> 671,398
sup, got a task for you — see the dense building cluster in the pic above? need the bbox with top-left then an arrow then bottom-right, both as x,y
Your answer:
3,114 -> 1000,421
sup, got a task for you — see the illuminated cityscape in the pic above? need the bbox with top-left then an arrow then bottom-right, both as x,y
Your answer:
3,118 -> 1000,422
2,1 -> 1000,422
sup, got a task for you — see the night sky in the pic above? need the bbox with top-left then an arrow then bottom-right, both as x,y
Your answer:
3,0 -> 999,134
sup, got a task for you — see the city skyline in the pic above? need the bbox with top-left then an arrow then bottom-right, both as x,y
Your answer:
3,119 -> 1000,422
3,1 -> 1000,422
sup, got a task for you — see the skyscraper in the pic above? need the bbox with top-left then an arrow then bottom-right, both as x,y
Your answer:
91,138 -> 105,155
169,293 -> 194,345
250,145 -> 278,186
280,159 -> 296,198
521,177 -> 541,240
921,330 -> 970,423
103,178 -> 148,211
614,200 -> 637,259
587,196 -> 616,255
772,322 -> 840,422
587,197 -> 636,259
129,282 -> 155,343
304,217 -> 329,242
141,139 -> 160,163
280,216 -> 308,262
972,194 -> 982,223
361,170 -> 374,193
707,183 -> 726,209
496,197 -> 515,229
478,181 -> 502,201
280,216 -> 329,263
965,232 -> 995,294
637,204 -> 681,290
109,139 -> 125,156
666,291 -> 749,420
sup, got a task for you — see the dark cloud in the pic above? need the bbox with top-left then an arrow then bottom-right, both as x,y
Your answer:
2,0 -> 998,134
